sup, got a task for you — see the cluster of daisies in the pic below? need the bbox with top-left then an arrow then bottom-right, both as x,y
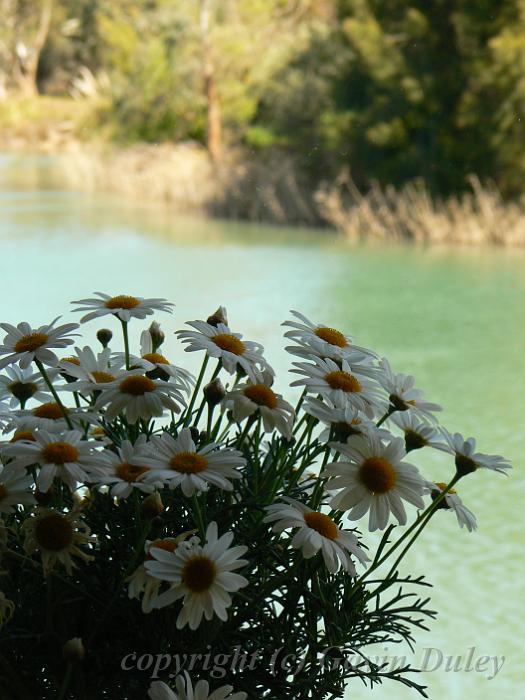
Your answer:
0,293 -> 512,699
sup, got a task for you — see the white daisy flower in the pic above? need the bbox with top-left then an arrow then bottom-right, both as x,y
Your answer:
323,433 -> 425,531
0,365 -> 52,407
391,412 -> 446,452
290,357 -> 383,417
141,428 -> 244,497
121,329 -> 195,391
0,464 -> 35,513
425,481 -> 477,532
378,358 -> 442,421
3,402 -> 97,433
0,318 -> 79,369
264,498 -> 369,574
22,507 -> 96,575
59,346 -> 123,386
222,379 -> 295,439
149,674 -> 247,700
177,320 -> 271,381
92,437 -> 154,498
95,372 -> 187,423
71,292 -> 174,323
283,310 -> 377,364
145,521 -> 249,629
4,430 -> 103,492
437,429 -> 512,476
303,396 -> 388,443
128,535 -> 196,613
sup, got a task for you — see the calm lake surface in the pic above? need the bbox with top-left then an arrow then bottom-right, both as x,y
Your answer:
1,154 -> 523,699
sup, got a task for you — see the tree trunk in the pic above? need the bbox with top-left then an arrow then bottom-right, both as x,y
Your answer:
14,0 -> 53,96
200,0 -> 222,163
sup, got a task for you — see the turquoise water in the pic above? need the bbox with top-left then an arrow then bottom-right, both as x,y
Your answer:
0,155 -> 523,699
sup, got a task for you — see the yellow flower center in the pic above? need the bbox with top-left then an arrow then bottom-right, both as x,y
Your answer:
91,427 -> 107,437
104,295 -> 141,310
142,352 -> 169,365
35,513 -> 74,551
41,442 -> 80,465
62,357 -> 81,366
0,483 -> 8,500
8,380 -> 38,401
243,384 -> 278,409
314,327 -> 348,348
358,457 -> 397,494
32,403 -> 66,420
181,555 -> 217,593
146,538 -> 178,560
303,511 -> 338,540
434,482 -> 457,495
119,375 -> 156,395
169,452 -> 208,474
325,371 -> 362,393
116,462 -> 149,483
14,332 -> 48,353
11,430 -> 35,442
91,370 -> 115,384
212,333 -> 246,356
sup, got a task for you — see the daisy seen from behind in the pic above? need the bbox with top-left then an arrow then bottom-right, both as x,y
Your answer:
378,358 -> 442,421
0,365 -> 52,408
264,497 -> 369,574
437,429 -> 512,476
425,481 -> 477,532
140,428 -> 244,496
323,433 -> 425,531
145,521 -> 249,629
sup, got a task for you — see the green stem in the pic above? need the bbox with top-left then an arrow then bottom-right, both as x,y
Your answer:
35,359 -> 74,429
184,355 -> 209,427
192,493 -> 206,539
58,662 -> 73,700
120,319 -> 130,370
376,406 -> 396,427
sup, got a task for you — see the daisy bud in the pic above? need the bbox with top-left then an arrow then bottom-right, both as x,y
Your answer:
62,637 -> 85,662
96,328 -> 113,348
206,306 -> 228,327
142,492 -> 164,519
148,321 -> 165,351
203,378 -> 225,407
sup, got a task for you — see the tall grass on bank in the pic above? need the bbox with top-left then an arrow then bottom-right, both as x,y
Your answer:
316,170 -> 525,246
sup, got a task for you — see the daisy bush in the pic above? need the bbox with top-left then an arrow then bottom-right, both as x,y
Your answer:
0,297 -> 511,699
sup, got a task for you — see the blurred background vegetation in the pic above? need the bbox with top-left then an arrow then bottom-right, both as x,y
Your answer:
1,0 -> 525,238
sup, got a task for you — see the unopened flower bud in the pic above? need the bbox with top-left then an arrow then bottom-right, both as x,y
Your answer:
206,306 -> 228,327
142,492 -> 164,519
203,378 -> 225,407
62,637 -> 85,661
149,321 -> 165,351
97,329 -> 113,348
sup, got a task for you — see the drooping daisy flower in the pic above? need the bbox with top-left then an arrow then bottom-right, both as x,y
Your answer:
323,433 -> 425,531
123,329 -> 195,391
0,318 -> 79,369
0,464 -> 35,513
425,481 -> 477,532
128,535 -> 196,613
290,357 -> 383,417
378,358 -> 441,421
22,507 -> 96,575
437,429 -> 511,476
391,412 -> 446,452
71,292 -> 174,323
222,379 -> 295,439
92,437 -> 154,498
4,430 -> 103,492
149,674 -> 247,700
264,498 -> 369,574
95,372 -> 187,423
283,310 -> 377,363
145,521 -> 248,629
141,428 -> 244,496
177,320 -> 272,381
303,396 -> 388,443
0,365 -> 52,407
